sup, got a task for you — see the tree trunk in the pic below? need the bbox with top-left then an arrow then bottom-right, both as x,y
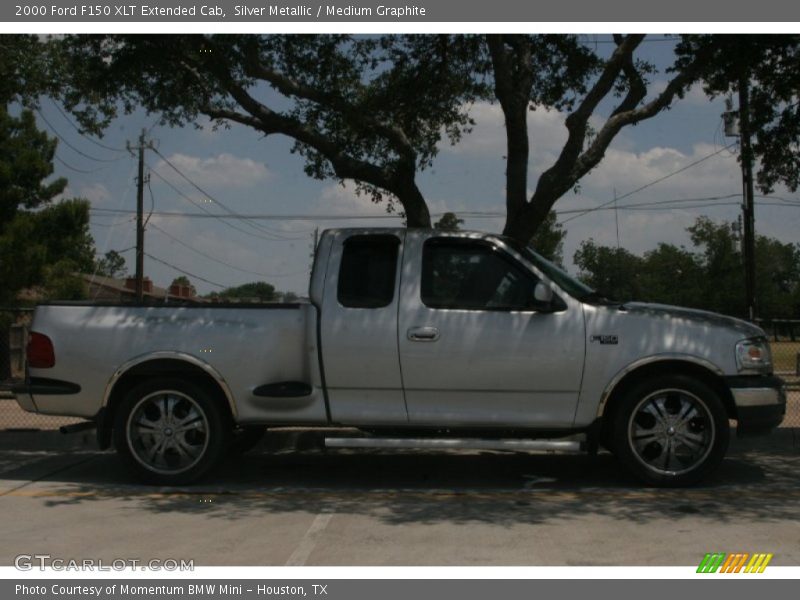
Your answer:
503,107 -> 530,236
395,181 -> 432,228
502,194 -> 553,244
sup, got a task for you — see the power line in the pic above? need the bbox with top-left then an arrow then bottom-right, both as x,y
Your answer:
91,207 -> 407,220
559,143 -> 739,224
92,192 -> 799,222
612,193 -> 741,209
146,162 -> 306,242
48,99 -> 127,153
53,154 -> 105,174
151,147 -> 300,240
613,201 -> 741,211
145,177 -> 155,227
35,108 -> 123,163
145,252 -> 228,289
148,222 -> 308,279
90,216 -> 136,228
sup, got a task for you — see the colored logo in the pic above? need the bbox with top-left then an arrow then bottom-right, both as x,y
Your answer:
697,553 -> 773,573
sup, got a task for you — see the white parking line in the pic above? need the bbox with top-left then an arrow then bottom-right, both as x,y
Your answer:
284,512 -> 334,566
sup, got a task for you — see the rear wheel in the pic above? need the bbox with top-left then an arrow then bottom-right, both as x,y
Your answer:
113,377 -> 228,485
610,374 -> 729,487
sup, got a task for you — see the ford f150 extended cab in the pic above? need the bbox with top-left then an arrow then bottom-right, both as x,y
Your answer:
13,228 -> 786,486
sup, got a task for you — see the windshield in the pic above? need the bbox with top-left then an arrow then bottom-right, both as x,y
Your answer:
497,236 -> 596,300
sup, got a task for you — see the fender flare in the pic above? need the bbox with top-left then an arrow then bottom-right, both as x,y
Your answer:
100,350 -> 238,418
595,353 -> 725,418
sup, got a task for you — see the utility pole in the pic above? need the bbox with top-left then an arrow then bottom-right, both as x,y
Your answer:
738,73 -> 757,322
723,76 -> 757,322
127,129 -> 152,303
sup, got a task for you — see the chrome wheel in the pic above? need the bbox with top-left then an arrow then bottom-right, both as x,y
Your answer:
126,390 -> 210,475
627,388 -> 715,477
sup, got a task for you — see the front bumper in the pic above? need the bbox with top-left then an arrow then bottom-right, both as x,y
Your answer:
725,375 -> 787,435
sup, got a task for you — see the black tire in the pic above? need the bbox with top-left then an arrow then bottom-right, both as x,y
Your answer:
610,374 -> 729,487
228,425 -> 267,456
113,377 -> 229,485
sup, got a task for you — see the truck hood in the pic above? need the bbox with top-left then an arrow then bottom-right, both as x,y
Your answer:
619,302 -> 764,338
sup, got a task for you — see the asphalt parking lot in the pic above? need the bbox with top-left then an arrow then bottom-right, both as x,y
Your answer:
0,428 -> 798,567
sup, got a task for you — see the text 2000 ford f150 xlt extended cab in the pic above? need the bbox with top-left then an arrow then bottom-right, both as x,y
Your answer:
13,229 -> 786,486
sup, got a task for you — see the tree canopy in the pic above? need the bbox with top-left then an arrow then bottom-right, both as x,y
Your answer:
95,250 -> 128,279
212,281 -> 278,302
49,34 -> 800,246
574,216 -> 800,319
55,34 -> 482,228
0,36 -> 95,306
676,35 -> 800,194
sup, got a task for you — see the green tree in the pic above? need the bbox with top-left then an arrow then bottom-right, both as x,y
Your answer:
686,217 -> 744,316
169,276 -> 197,297
50,34 -> 800,246
433,212 -> 464,231
688,216 -> 800,319
0,199 -> 95,304
0,35 -> 95,306
0,108 -> 67,226
0,105 -> 93,305
488,34 -> 725,242
574,216 -> 800,319
55,34 -> 483,227
216,281 -> 277,302
573,240 -> 644,301
95,249 -> 128,278
529,210 -> 567,265
676,35 -> 800,194
639,243 -> 704,309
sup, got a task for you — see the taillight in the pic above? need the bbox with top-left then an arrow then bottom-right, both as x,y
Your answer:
27,332 -> 55,368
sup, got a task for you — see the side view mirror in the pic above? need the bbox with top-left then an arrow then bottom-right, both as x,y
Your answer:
531,282 -> 566,313
534,282 -> 554,304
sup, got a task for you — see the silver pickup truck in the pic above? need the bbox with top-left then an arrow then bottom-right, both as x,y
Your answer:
13,228 -> 786,486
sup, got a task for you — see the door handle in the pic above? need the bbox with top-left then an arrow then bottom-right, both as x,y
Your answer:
407,326 -> 440,342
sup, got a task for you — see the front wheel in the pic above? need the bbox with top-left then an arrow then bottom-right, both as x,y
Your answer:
113,377 -> 228,485
610,375 -> 729,487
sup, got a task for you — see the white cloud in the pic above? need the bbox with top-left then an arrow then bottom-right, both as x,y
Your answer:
315,182 -> 401,218
446,102 -> 571,161
75,182 -> 112,205
144,214 -> 313,291
153,153 -> 272,189
580,142 -> 740,196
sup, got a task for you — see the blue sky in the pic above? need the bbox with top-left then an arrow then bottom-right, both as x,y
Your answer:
36,35 -> 800,296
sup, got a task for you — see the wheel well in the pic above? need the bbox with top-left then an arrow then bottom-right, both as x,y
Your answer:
97,359 -> 234,449
599,360 -> 737,440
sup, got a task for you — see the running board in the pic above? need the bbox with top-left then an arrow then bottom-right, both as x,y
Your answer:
324,437 -> 584,453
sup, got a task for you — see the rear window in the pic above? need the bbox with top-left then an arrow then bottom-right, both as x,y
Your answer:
337,235 -> 400,308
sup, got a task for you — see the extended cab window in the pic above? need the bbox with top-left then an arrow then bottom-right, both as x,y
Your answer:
422,239 -> 543,311
337,235 -> 400,308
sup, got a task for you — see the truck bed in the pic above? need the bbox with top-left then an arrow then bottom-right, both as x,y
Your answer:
23,303 -> 326,424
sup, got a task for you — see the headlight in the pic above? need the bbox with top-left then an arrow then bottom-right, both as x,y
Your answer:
735,337 -> 772,373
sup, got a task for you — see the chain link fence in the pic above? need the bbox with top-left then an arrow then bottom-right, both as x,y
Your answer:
1,308 -> 798,431
0,308 -> 82,431
759,320 -> 800,429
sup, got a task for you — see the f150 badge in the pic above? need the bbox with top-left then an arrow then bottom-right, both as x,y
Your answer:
590,334 -> 619,345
